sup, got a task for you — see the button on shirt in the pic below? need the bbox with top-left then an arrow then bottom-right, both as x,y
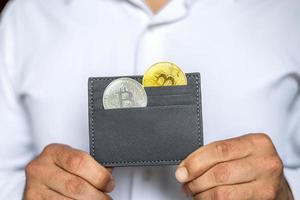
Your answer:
0,0 -> 300,199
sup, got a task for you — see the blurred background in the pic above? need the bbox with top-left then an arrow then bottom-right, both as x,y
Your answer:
1,0 -> 8,13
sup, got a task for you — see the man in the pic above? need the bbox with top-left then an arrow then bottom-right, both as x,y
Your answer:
0,0 -> 299,199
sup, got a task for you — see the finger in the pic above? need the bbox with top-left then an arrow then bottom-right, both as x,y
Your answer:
46,144 -> 114,191
107,168 -> 114,173
41,164 -> 112,200
194,182 -> 256,200
24,181 -> 73,200
176,134 -> 254,183
44,188 -> 74,200
186,157 -> 256,195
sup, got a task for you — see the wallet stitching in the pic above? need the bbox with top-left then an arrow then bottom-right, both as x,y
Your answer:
90,74 -> 202,165
90,81 -> 96,157
194,75 -> 202,148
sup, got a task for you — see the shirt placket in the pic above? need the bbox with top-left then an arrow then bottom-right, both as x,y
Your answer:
124,0 -> 193,199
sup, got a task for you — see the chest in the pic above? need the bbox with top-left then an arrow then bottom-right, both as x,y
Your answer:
20,1 -> 298,151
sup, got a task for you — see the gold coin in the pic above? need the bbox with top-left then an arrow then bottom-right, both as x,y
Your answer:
142,62 -> 187,87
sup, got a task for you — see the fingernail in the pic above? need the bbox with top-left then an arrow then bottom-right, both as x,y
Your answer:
175,166 -> 189,183
105,179 -> 115,192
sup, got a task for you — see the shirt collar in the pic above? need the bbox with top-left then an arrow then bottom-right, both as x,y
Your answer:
125,0 -> 197,26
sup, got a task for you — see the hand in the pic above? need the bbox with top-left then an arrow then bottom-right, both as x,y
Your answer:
23,144 -> 114,200
175,133 -> 294,200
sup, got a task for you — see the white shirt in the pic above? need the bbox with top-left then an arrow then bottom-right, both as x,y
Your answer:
0,0 -> 299,199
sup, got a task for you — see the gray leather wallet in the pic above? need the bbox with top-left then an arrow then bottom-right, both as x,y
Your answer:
88,73 -> 203,167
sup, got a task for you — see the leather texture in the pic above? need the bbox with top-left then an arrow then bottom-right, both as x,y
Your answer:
88,73 -> 203,167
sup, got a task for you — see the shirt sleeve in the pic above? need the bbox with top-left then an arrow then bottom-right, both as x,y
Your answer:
283,9 -> 300,199
285,168 -> 300,199
284,87 -> 300,199
0,2 -> 35,199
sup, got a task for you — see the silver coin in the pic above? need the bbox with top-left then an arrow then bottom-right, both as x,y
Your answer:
103,78 -> 147,109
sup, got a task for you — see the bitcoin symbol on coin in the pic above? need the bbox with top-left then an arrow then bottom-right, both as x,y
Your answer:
103,78 -> 147,109
155,74 -> 175,86
117,87 -> 134,108
142,62 -> 187,87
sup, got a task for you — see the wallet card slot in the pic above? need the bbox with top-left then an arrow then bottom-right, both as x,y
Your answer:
94,94 -> 195,110
147,94 -> 194,107
91,104 -> 202,166
145,85 -> 193,96
95,85 -> 196,109
94,103 -> 195,112
145,85 -> 195,106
